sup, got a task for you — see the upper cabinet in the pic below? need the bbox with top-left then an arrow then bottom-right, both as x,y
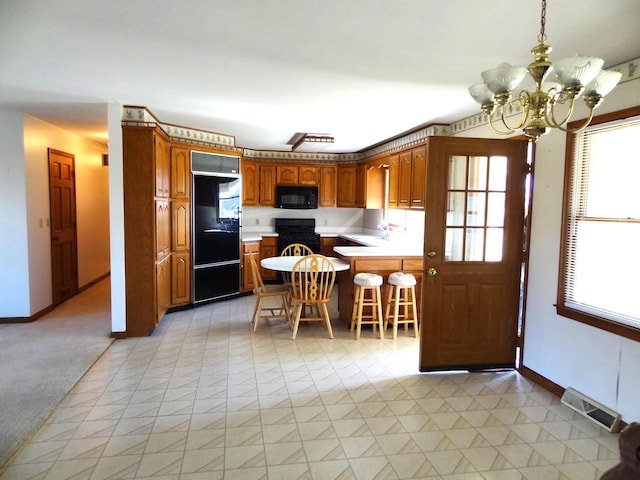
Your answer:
319,166 -> 337,207
387,154 -> 399,208
298,165 -> 318,185
155,135 -> 170,198
337,165 -> 357,207
241,159 -> 259,206
259,164 -> 277,206
356,163 -> 385,209
276,165 -> 298,184
170,147 -> 190,199
396,145 -> 426,209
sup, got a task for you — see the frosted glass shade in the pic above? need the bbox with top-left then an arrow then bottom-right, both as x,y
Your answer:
481,63 -> 527,94
468,83 -> 495,105
584,69 -> 622,97
553,55 -> 604,87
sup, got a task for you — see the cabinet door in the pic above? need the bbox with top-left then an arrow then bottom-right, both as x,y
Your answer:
156,199 -> 170,260
410,146 -> 426,208
319,166 -> 337,207
337,166 -> 356,207
241,160 -> 259,206
260,237 -> 277,280
154,134 -> 170,198
276,165 -> 298,184
171,252 -> 191,305
170,147 -> 190,199
156,255 -> 171,324
398,151 -> 412,208
388,154 -> 399,208
171,200 -> 190,252
298,165 -> 318,185
259,164 -> 277,206
242,241 -> 260,291
355,164 -> 367,208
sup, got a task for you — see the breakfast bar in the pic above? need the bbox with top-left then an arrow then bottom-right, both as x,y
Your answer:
333,239 -> 423,327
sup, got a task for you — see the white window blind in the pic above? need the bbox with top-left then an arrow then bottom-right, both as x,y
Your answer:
563,117 -> 640,329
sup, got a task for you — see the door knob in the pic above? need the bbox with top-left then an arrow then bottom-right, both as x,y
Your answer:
426,250 -> 436,258
426,267 -> 437,276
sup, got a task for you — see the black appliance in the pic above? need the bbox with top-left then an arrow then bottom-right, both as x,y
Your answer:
276,185 -> 318,210
192,151 -> 242,303
275,218 -> 321,255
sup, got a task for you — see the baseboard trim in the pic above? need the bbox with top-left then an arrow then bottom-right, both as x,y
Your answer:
0,272 -> 111,324
519,364 -> 628,429
518,365 -> 565,398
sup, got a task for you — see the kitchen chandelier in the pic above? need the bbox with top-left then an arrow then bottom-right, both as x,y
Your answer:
468,0 -> 622,142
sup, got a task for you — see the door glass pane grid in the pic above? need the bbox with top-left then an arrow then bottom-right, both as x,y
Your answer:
445,155 -> 507,262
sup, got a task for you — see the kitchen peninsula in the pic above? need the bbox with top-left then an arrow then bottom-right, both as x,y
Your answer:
333,233 -> 424,327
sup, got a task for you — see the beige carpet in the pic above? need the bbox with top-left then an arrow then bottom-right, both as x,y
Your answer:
0,278 -> 113,468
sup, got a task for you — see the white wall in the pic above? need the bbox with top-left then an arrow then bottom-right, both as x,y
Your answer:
0,112 -> 30,317
456,77 -> 640,422
0,113 -> 110,317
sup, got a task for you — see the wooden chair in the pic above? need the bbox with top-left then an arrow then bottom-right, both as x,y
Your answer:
280,243 -> 314,314
289,254 -> 336,340
248,253 -> 290,332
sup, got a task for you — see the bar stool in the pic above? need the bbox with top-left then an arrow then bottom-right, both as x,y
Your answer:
350,273 -> 384,340
384,272 -> 419,339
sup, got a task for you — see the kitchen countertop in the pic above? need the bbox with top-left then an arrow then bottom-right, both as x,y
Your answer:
335,233 -> 423,257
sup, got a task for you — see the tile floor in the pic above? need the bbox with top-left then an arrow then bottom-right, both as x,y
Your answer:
0,292 -> 620,479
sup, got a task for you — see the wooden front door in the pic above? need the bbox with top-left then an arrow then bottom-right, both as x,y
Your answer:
420,137 -> 528,371
49,148 -> 78,305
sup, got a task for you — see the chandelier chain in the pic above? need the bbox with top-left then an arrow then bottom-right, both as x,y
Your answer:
538,0 -> 547,44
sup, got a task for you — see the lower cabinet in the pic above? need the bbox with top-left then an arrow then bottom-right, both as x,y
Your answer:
171,252 -> 191,305
242,241 -> 260,292
156,255 -> 171,325
260,237 -> 278,281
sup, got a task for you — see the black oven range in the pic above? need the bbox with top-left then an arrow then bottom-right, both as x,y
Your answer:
275,218 -> 321,255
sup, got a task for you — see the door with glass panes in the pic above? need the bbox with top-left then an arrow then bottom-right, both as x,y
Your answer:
420,137 -> 528,371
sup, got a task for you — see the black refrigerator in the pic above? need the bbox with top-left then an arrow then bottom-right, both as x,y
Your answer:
192,152 -> 241,303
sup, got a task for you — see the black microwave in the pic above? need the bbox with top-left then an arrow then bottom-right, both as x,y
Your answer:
276,185 -> 318,209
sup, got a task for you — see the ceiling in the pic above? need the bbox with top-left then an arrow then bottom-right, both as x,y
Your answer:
1,0 -> 639,152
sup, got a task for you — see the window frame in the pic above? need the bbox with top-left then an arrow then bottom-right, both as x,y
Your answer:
557,105 -> 640,342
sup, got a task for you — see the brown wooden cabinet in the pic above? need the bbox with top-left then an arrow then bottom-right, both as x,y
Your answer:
337,165 -> 356,207
155,199 -> 170,260
241,159 -> 259,206
171,252 -> 191,305
319,165 -> 337,207
259,164 -> 277,206
123,126 -> 174,335
155,135 -> 170,198
388,154 -> 399,208
276,165 -> 298,184
156,255 -> 171,324
260,236 -> 278,281
242,240 -> 260,292
170,147 -> 190,198
397,146 -> 426,209
355,162 -> 385,209
170,200 -> 190,252
298,165 -> 318,185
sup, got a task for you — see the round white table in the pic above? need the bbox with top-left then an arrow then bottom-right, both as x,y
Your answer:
260,255 -> 350,272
